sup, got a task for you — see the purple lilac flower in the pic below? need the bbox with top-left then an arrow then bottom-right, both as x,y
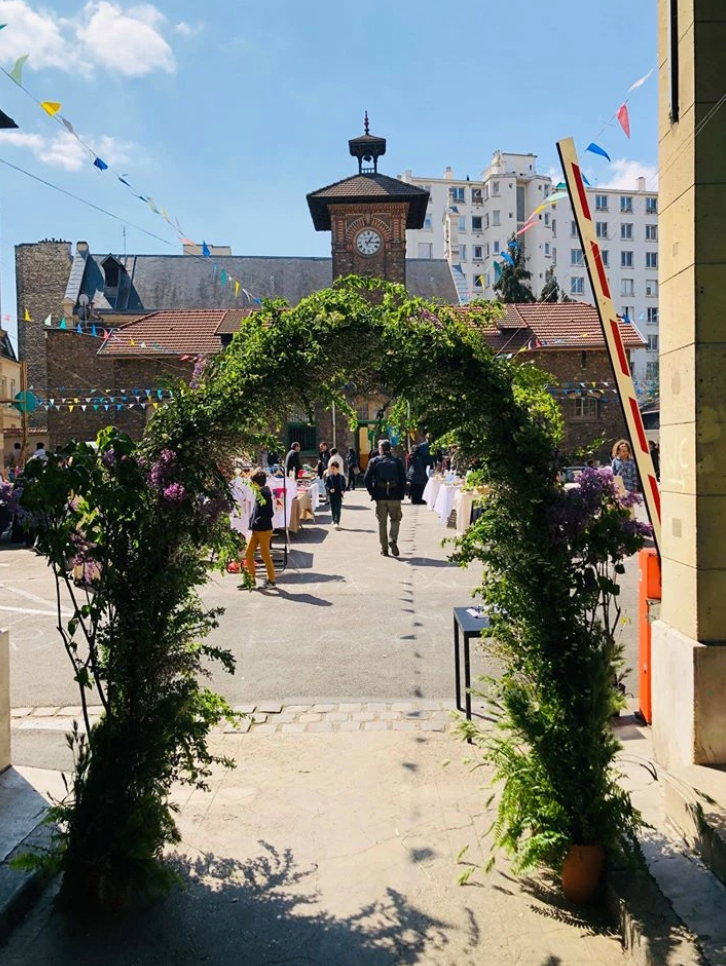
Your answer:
101,448 -> 117,470
162,482 -> 186,506
189,355 -> 208,390
149,448 -> 179,490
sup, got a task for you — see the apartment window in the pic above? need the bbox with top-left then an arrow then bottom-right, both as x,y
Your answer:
551,218 -> 556,237
472,215 -> 483,231
418,242 -> 433,258
581,351 -> 588,369
646,197 -> 658,214
571,248 -> 584,265
646,251 -> 658,269
647,334 -> 659,351
645,224 -> 658,241
473,245 -> 483,260
620,196 -> 633,213
492,181 -> 500,195
516,185 -> 525,222
647,307 -> 659,325
471,187 -> 483,204
492,211 -> 501,226
571,276 -> 585,294
621,306 -> 634,321
485,213 -> 490,229
621,251 -> 634,268
485,243 -> 490,257
596,222 -> 608,238
473,274 -> 483,289
544,242 -> 550,256
621,278 -> 635,297
621,223 -> 633,240
573,396 -> 599,418
424,214 -> 432,230
493,240 -> 500,254
459,244 -> 467,261
544,213 -> 550,226
458,215 -> 466,232
646,279 -> 658,296
601,250 -> 609,267
595,194 -> 608,211
450,187 -> 465,202
552,247 -> 557,265
646,361 -> 660,381
571,220 -> 578,237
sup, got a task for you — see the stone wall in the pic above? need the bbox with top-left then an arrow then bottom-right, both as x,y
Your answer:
0,629 -> 9,772
15,241 -> 74,431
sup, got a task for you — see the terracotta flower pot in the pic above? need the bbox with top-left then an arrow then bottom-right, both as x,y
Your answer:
561,844 -> 605,904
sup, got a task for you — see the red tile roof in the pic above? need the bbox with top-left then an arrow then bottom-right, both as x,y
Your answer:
97,310 -> 249,357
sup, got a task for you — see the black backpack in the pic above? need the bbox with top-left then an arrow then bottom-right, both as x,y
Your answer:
374,455 -> 399,492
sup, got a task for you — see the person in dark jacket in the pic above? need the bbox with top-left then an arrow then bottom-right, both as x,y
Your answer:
407,444 -> 429,504
325,461 -> 346,529
244,469 -> 276,589
317,441 -> 330,479
284,442 -> 301,480
364,439 -> 407,557
346,446 -> 360,490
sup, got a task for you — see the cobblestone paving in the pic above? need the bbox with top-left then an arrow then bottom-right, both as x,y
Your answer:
11,701 -> 465,735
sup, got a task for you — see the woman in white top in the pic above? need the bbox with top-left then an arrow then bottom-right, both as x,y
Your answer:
326,447 -> 345,477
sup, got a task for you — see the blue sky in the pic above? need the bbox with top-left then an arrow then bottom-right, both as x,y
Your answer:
0,0 -> 658,348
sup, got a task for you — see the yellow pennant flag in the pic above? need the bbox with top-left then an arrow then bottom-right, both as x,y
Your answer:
23,308 -> 31,322
129,338 -> 136,346
40,101 -> 61,116
234,280 -> 240,297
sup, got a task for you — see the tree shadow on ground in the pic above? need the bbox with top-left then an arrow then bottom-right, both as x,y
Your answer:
495,869 -> 617,939
11,843 -> 469,966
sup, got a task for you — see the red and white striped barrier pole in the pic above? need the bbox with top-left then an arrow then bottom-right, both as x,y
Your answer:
557,137 -> 661,553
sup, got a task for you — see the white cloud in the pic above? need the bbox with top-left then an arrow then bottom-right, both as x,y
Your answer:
78,1 -> 175,76
601,159 -> 658,191
0,129 -> 133,171
0,0 -> 176,77
175,20 -> 203,37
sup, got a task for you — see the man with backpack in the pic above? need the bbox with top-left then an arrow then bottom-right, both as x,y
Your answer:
364,439 -> 407,557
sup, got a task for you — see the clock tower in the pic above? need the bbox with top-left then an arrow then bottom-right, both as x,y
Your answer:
307,114 -> 429,287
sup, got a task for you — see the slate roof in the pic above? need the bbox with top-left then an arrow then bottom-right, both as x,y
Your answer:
307,174 -> 429,230
70,254 -> 457,312
98,310 -> 236,357
1,330 -> 17,361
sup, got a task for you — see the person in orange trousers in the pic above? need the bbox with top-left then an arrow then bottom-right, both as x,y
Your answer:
244,468 -> 276,589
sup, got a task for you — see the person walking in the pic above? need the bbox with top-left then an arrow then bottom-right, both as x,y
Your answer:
325,461 -> 345,530
284,441 -> 301,480
346,446 -> 360,490
5,442 -> 22,481
611,439 -> 639,493
406,443 -> 429,504
364,439 -> 406,557
244,469 -> 276,589
648,439 -> 660,480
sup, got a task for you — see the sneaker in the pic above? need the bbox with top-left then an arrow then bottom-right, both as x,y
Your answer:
335,524 -> 341,530
261,579 -> 276,589
389,541 -> 400,558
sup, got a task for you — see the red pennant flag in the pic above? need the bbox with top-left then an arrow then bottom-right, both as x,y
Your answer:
616,103 -> 631,138
103,329 -> 110,340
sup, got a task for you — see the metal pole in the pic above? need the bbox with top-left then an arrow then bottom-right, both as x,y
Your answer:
331,402 -> 336,449
20,361 -> 28,465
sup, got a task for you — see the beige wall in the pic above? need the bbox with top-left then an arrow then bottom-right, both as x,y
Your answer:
0,629 -> 9,773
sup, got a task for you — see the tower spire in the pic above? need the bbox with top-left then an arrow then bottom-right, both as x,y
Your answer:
364,110 -> 370,136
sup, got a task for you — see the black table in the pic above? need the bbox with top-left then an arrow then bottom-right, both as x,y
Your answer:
453,607 -> 491,733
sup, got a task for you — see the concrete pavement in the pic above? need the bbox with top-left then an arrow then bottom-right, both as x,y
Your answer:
2,729 -> 625,966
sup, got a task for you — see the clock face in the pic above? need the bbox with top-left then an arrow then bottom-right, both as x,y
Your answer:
356,229 -> 382,256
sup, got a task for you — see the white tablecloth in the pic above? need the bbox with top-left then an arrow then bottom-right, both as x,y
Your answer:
434,483 -> 459,525
230,475 -> 297,538
423,477 -> 443,509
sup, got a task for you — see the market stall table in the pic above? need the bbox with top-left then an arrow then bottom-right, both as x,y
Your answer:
453,606 -> 492,741
422,477 -> 443,510
433,482 -> 459,526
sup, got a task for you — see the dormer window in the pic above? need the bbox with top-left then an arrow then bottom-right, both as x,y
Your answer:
102,255 -> 121,289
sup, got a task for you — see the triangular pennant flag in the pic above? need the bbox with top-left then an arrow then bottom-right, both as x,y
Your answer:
118,175 -> 131,187
508,240 -> 519,250
81,405 -> 87,411
60,116 -> 76,136
202,241 -> 211,258
40,101 -> 61,116
91,324 -> 98,337
103,328 -> 109,340
23,308 -> 31,322
140,342 -> 147,348
0,108 -> 18,129
582,174 -> 592,187
146,197 -> 159,214
0,25 -> 6,30
69,404 -> 75,412
94,157 -> 109,171
129,338 -> 136,346
59,318 -> 67,330
616,103 -> 631,138
585,142 -> 611,162
161,207 -> 170,223
627,68 -> 654,94
220,269 -> 228,286
44,314 -> 52,326
10,55 -> 29,86
234,280 -> 240,297
501,251 -> 515,267
76,323 -> 83,333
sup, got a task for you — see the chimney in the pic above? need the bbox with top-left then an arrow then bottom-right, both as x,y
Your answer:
444,166 -> 454,180
76,241 -> 89,254
637,176 -> 646,191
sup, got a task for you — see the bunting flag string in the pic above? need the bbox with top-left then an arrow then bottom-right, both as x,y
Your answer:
585,142 -> 611,162
9,53 -> 27,85
40,100 -> 61,116
616,103 -> 631,138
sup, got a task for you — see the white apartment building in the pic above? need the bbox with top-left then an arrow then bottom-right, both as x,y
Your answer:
400,151 -> 659,392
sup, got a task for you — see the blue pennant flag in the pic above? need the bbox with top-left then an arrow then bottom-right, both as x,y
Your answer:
586,142 -> 611,162
76,323 -> 83,333
501,251 -> 515,267
202,241 -> 211,258
94,157 -> 108,171
91,324 -> 98,337
582,174 -> 592,187
508,240 -> 519,250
